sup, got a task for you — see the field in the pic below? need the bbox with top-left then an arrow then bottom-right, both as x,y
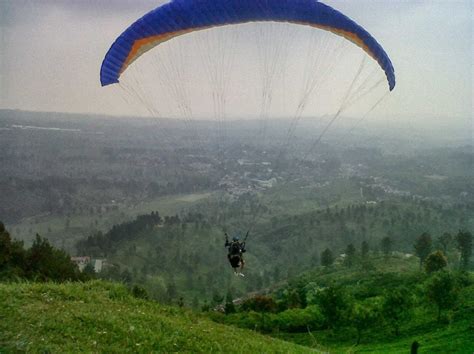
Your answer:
0,281 -> 311,353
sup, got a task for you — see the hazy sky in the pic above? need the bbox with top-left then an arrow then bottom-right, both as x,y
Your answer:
0,0 -> 472,127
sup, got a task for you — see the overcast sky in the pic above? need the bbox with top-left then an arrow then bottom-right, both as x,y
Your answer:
0,0 -> 472,129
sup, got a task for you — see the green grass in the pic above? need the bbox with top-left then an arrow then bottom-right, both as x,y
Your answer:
211,258 -> 474,353
277,321 -> 473,353
277,302 -> 474,353
0,281 -> 313,353
277,269 -> 474,353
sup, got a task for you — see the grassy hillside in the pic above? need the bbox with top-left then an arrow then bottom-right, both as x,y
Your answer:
211,256 -> 474,353
279,264 -> 474,353
0,281 -> 312,353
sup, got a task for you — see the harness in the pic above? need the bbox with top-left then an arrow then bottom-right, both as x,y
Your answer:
230,241 -> 241,255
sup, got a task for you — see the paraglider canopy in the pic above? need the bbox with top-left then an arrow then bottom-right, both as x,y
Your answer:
100,0 -> 395,91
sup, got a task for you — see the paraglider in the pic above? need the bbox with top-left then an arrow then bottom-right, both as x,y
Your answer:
100,0 -> 396,276
100,0 -> 395,91
225,231 -> 249,276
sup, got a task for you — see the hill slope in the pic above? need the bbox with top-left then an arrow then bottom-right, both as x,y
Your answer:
210,257 -> 474,353
0,281 -> 313,353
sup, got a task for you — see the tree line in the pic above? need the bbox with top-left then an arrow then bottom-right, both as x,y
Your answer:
76,211 -> 163,257
0,222 -> 91,282
319,229 -> 472,271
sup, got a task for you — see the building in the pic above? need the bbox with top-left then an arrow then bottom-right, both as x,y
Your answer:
70,256 -> 105,273
70,256 -> 91,271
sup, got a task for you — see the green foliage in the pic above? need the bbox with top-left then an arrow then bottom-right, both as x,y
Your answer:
0,224 -> 86,282
456,230 -> 472,270
320,248 -> 334,267
132,285 -> 149,300
201,301 -> 211,312
344,243 -> 356,267
72,197 -> 472,304
277,286 -> 306,309
436,232 -> 453,254
240,295 -> 278,331
241,295 -> 277,313
224,290 -> 236,314
361,258 -> 376,272
210,258 -> 474,352
317,285 -> 352,329
425,271 -> 459,321
0,225 -> 26,279
166,279 -> 178,304
361,240 -> 369,257
424,250 -> 448,274
381,236 -> 392,256
381,287 -> 413,336
212,292 -> 224,306
215,305 -> 325,333
76,212 -> 163,257
414,232 -> 433,268
270,306 -> 324,332
351,302 -> 381,345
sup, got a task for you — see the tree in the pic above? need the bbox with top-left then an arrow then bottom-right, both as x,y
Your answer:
344,243 -> 356,267
361,258 -> 376,272
381,236 -> 392,257
224,290 -> 236,314
283,288 -> 304,309
241,296 -> 276,331
317,285 -> 352,329
424,251 -> 448,274
351,303 -> 380,345
0,222 -> 13,267
425,271 -> 459,321
166,279 -> 178,303
436,232 -> 453,254
26,234 -> 80,282
456,230 -> 472,270
0,223 -> 26,279
132,285 -> 149,300
201,300 -> 210,312
320,248 -> 334,267
212,292 -> 224,306
381,287 -> 413,336
361,240 -> 369,257
411,341 -> 420,354
414,232 -> 432,268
